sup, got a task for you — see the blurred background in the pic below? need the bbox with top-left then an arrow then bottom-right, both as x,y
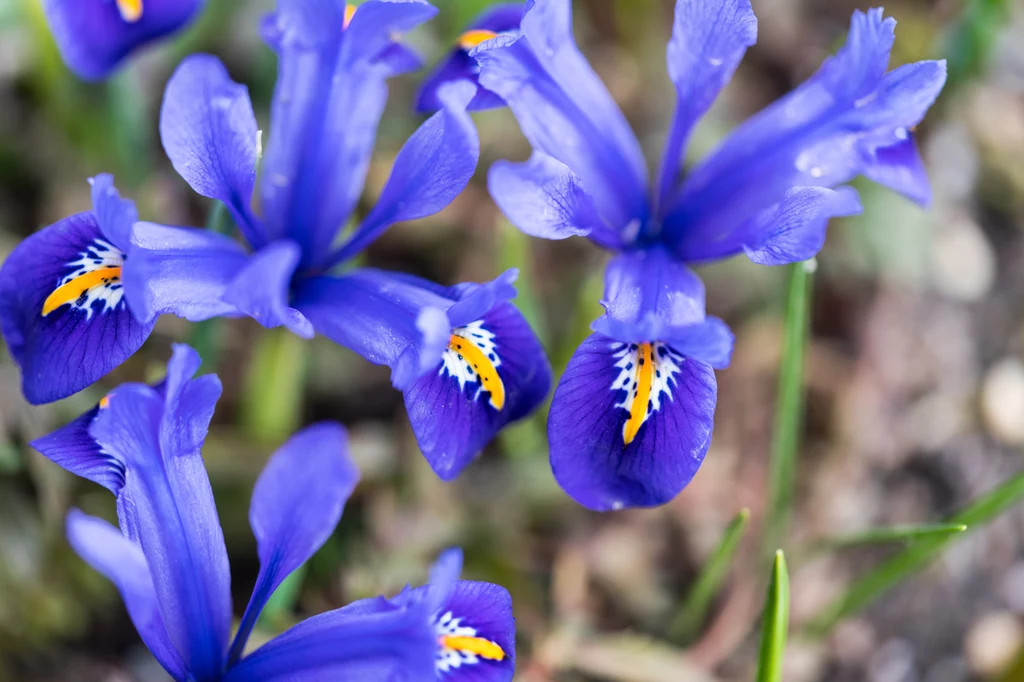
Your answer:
2,0 -> 1024,680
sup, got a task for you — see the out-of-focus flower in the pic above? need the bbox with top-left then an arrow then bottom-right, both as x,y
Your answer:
416,3 -> 525,112
32,344 -> 516,682
476,0 -> 946,510
1,0 -> 551,480
42,0 -> 205,80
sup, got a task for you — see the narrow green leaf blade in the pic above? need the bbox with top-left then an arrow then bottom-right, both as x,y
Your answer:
806,470 -> 1024,635
668,508 -> 751,643
764,260 -> 815,556
807,523 -> 967,554
756,550 -> 790,682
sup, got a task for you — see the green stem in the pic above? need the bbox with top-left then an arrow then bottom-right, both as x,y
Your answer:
241,328 -> 309,444
763,260 -> 815,558
667,508 -> 750,644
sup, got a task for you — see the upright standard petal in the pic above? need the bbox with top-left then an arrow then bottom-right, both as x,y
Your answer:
88,346 -> 231,680
295,268 -> 453,391
66,510 -> 187,681
548,333 -> 718,510
0,212 -> 154,404
415,2 -> 525,112
160,55 -> 264,247
655,0 -> 756,209
331,81 -> 480,266
228,423 -> 359,665
259,0 -> 436,265
404,271 -> 551,480
664,9 -> 945,247
123,222 -> 249,324
90,173 -> 137,253
474,27 -> 647,233
42,0 -> 204,80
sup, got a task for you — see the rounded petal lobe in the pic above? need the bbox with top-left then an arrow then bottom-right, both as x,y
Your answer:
488,153 -> 620,247
0,213 -> 153,404
405,298 -> 552,480
66,510 -> 186,680
160,55 -> 263,246
42,0 -> 203,80
433,580 -> 516,682
548,334 -> 717,510
229,422 -> 359,663
123,222 -> 249,324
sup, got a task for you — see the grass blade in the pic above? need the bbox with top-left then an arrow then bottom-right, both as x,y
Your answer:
805,523 -> 967,555
806,470 -> 1024,636
764,260 -> 815,556
668,508 -> 751,643
756,551 -> 790,682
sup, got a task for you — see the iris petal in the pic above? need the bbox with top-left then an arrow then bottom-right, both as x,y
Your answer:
42,0 -> 203,80
0,212 -> 153,404
548,333 -> 717,510
229,423 -> 359,665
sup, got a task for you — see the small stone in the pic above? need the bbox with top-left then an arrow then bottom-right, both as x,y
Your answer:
981,358 -> 1024,445
931,215 -> 995,302
964,611 -> 1023,676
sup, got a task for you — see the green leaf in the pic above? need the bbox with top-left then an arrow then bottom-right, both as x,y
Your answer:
755,551 -> 790,682
763,260 -> 815,556
806,469 -> 1024,636
805,523 -> 967,556
667,508 -> 750,643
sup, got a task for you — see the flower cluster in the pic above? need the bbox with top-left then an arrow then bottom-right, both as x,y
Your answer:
421,0 -> 946,510
32,345 -> 515,682
5,0 -> 947,676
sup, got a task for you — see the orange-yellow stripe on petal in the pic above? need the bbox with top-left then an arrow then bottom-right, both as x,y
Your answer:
343,3 -> 357,29
458,29 -> 499,50
440,635 -> 506,661
448,334 -> 505,410
622,342 -> 654,445
116,0 -> 143,22
42,266 -> 122,317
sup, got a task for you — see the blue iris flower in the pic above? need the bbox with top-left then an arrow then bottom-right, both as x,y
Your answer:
0,0 -> 551,481
33,344 -> 517,682
438,0 -> 946,510
42,0 -> 205,80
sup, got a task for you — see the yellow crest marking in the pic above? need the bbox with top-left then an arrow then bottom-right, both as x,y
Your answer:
116,0 -> 143,22
42,266 -> 122,317
343,4 -> 357,29
448,334 -> 505,410
440,635 -> 506,661
458,29 -> 499,50
622,342 -> 654,445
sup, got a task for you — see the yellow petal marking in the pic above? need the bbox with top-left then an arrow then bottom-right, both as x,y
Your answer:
440,635 -> 506,661
458,29 -> 498,50
448,333 -> 505,411
99,395 -> 111,409
622,342 -> 654,445
42,266 -> 122,317
116,0 -> 143,22
343,4 -> 357,29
